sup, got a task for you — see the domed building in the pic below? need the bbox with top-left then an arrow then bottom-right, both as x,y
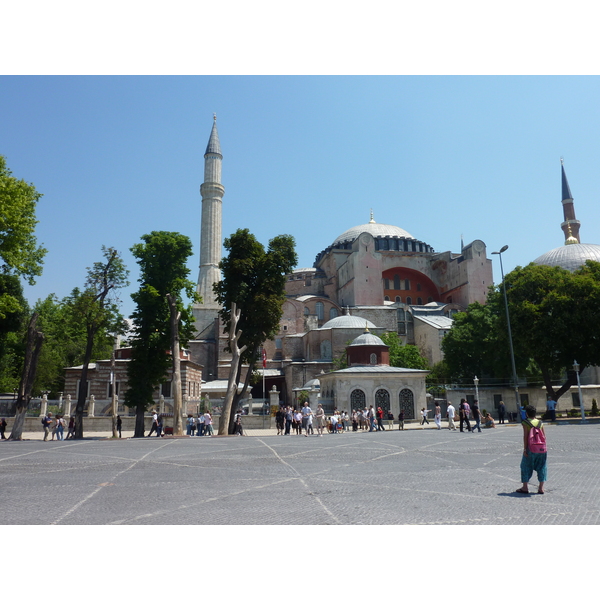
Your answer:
533,161 -> 600,271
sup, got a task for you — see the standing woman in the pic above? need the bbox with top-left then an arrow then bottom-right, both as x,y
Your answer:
66,416 -> 75,439
434,401 -> 442,430
204,411 -> 213,436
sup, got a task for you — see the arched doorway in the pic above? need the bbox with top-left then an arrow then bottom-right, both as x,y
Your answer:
350,388 -> 366,412
374,388 -> 390,415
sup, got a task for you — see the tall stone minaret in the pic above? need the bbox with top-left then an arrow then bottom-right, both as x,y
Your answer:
560,159 -> 581,243
197,114 -> 224,306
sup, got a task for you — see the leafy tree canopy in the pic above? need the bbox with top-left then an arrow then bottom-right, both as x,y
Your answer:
214,228 -> 298,368
0,155 -> 46,285
378,331 -> 429,370
125,231 -> 198,421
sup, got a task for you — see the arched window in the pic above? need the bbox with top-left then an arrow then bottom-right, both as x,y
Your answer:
315,302 -> 324,320
375,388 -> 390,415
394,274 -> 401,290
406,297 -> 412,305
405,279 -> 410,290
370,353 -> 377,365
384,295 -> 390,301
350,389 -> 366,412
329,307 -> 338,320
304,306 -> 310,316
395,296 -> 401,303
399,389 -> 415,419
417,297 -> 423,305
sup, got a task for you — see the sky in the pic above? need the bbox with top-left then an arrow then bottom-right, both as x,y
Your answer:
3,75 -> 600,319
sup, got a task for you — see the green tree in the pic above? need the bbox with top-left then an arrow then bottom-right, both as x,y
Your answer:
68,247 -> 129,438
378,331 -> 429,370
443,261 -> 600,403
125,231 -> 198,437
0,156 -> 45,393
213,229 -> 297,433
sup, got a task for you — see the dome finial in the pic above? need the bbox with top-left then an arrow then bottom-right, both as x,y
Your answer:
369,209 -> 375,224
565,221 -> 579,245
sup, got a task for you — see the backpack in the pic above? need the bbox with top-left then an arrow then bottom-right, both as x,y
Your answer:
526,419 -> 547,454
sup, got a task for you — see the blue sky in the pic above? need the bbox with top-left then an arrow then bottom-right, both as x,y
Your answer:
3,75 -> 600,318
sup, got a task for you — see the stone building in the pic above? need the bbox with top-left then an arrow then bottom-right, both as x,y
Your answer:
63,347 -> 203,415
188,118 -> 493,409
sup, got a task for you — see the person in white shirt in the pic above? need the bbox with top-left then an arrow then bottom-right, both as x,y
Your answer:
301,402 -> 313,436
447,402 -> 457,430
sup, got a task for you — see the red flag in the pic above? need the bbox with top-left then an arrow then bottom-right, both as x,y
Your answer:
262,348 -> 266,368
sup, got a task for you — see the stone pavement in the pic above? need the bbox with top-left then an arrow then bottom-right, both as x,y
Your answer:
2,421 -> 599,525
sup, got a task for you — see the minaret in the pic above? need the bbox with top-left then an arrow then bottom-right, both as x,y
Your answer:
560,159 -> 581,243
197,114 -> 224,306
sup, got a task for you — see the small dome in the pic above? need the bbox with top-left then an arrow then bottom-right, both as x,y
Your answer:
533,243 -> 600,272
321,315 -> 376,330
333,222 -> 414,246
350,332 -> 387,347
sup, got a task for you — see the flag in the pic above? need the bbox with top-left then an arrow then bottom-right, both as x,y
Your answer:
262,348 -> 266,369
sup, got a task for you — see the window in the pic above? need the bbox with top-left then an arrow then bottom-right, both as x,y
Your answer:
370,353 -> 377,365
321,340 -> 332,361
493,394 -> 502,409
519,393 -> 529,406
395,296 -> 401,303
304,306 -> 310,316
384,278 -> 390,289
572,392 -> 581,407
405,279 -> 410,290
466,394 -> 475,404
329,307 -> 338,319
161,380 -> 172,398
384,295 -> 390,301
399,389 -> 415,419
394,274 -> 400,290
350,389 -> 366,412
275,338 -> 282,349
417,297 -> 423,305
375,388 -> 390,414
406,297 -> 412,305
417,283 -> 422,291
315,302 -> 324,320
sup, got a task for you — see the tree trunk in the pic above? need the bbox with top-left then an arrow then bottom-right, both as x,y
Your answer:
219,303 -> 247,436
229,362 -> 252,434
167,294 -> 183,436
110,336 -> 118,438
134,404 -> 146,437
74,326 -> 96,439
9,313 -> 44,441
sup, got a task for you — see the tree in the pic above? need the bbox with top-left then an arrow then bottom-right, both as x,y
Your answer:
0,156 -> 45,393
213,229 -> 297,433
378,331 -> 429,370
9,313 -> 44,440
69,247 -> 129,439
0,155 -> 47,285
125,232 -> 198,437
443,261 -> 600,403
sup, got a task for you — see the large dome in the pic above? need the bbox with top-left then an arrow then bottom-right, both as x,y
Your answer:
320,315 -> 376,329
533,243 -> 600,272
333,221 -> 414,246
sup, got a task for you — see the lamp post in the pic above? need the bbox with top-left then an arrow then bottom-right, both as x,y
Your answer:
473,375 -> 480,408
492,245 -> 521,422
573,361 -> 587,423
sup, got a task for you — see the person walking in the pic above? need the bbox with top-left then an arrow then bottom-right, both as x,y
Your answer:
314,404 -> 325,436
498,400 -> 506,424
420,407 -> 430,426
55,415 -> 65,441
116,415 -> 122,438
368,405 -> 376,432
0,418 -> 7,440
376,406 -> 385,431
148,410 -> 158,437
515,405 -> 547,494
65,416 -> 75,439
275,406 -> 285,435
447,402 -> 456,430
471,402 -> 482,432
434,401 -> 442,429
459,399 -> 471,432
284,406 -> 292,435
42,412 -> 52,441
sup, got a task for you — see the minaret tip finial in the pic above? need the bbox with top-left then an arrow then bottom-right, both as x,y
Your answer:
561,156 -> 564,166
369,209 -> 375,224
213,113 -> 217,121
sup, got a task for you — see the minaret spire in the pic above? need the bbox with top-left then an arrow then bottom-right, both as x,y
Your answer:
197,116 -> 225,310
560,158 -> 581,243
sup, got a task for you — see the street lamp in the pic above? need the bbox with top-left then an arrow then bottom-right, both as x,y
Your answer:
572,361 -> 587,423
492,245 -> 521,422
473,375 -> 480,408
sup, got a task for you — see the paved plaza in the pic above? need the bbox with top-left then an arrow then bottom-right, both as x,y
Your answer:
1,422 -> 599,525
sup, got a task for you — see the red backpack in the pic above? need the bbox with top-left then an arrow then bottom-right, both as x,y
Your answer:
526,419 -> 546,454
